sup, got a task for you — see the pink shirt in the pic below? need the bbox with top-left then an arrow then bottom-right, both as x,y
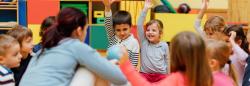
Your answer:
213,71 -> 235,86
120,61 -> 235,86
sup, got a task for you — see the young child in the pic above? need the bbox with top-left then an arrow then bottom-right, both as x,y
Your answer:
223,26 -> 249,85
224,25 -> 248,53
195,0 -> 226,38
206,39 -> 237,86
0,34 -> 22,86
120,31 -> 213,86
33,16 -> 56,53
136,0 -> 169,82
19,7 -> 128,86
103,0 -> 140,67
7,25 -> 34,86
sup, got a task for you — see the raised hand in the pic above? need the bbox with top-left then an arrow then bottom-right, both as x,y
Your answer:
143,0 -> 153,12
103,0 -> 115,12
103,0 -> 115,8
229,31 -> 237,42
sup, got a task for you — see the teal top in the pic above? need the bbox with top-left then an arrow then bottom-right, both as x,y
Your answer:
19,38 -> 127,86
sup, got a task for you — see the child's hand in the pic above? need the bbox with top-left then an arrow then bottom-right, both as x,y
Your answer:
201,0 -> 209,10
118,46 -> 129,65
143,0 -> 153,11
103,0 -> 115,8
229,31 -> 237,42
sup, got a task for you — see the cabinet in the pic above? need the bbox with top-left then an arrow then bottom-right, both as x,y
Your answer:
60,0 -> 120,50
0,0 -> 18,30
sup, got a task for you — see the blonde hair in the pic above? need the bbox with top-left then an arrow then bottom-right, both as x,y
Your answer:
146,19 -> 164,34
206,39 -> 238,85
0,34 -> 19,56
204,16 -> 226,33
170,31 -> 213,86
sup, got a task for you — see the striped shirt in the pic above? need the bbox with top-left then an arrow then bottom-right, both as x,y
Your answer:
0,65 -> 15,86
104,11 -> 140,67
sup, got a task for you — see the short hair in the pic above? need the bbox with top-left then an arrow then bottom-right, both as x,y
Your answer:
0,34 -> 19,56
146,19 -> 164,33
7,25 -> 33,46
113,11 -> 132,27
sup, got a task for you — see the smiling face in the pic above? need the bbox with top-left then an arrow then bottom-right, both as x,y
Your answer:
145,23 -> 161,44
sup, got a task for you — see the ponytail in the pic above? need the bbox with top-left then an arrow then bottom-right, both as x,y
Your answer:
228,62 -> 238,85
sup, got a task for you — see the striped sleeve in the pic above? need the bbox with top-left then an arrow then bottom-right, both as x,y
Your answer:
104,11 -> 118,48
0,65 -> 15,86
128,50 -> 139,67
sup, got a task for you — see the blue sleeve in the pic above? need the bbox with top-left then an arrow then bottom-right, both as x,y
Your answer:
137,11 -> 147,44
73,42 -> 127,85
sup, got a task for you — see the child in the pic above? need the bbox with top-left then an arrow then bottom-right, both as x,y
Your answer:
223,26 -> 249,85
224,25 -> 248,53
195,0 -> 226,38
19,7 -> 128,86
0,34 -> 22,86
137,0 -> 169,82
33,16 -> 56,53
6,25 -> 34,86
206,39 -> 237,86
120,31 -> 213,86
103,0 -> 140,67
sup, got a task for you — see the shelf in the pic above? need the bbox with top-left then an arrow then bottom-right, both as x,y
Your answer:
0,27 -> 12,30
60,0 -> 89,1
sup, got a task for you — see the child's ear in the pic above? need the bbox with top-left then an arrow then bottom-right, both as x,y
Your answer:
76,27 -> 83,36
209,59 -> 219,71
0,56 -> 5,64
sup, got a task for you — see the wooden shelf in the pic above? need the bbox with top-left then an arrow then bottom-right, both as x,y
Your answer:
0,27 -> 12,30
60,0 -> 89,1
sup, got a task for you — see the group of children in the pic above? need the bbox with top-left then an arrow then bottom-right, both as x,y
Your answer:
1,0 -> 250,86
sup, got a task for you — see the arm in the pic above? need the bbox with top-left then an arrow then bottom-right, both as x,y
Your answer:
103,0 -> 116,48
194,0 -> 208,37
120,61 -> 152,86
137,0 -> 151,44
75,43 -> 128,85
230,31 -> 248,64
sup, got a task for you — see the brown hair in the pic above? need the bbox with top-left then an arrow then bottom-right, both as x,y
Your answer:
146,19 -> 164,34
7,25 -> 33,47
206,39 -> 238,85
0,34 -> 19,56
170,31 -> 213,86
204,16 -> 225,33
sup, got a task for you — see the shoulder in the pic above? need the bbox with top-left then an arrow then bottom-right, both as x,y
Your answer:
0,65 -> 12,76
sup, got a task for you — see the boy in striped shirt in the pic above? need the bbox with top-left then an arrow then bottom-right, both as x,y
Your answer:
0,35 -> 22,86
103,0 -> 140,67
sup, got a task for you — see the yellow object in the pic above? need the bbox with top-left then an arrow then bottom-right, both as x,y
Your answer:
94,11 -> 104,18
120,1 -> 151,25
155,13 -> 206,42
28,24 -> 41,44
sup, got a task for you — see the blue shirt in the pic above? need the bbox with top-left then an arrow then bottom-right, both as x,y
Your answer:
19,38 -> 127,86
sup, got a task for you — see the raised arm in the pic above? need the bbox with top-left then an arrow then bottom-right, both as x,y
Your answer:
103,0 -> 116,48
137,0 -> 152,44
229,31 -> 248,64
194,0 -> 209,36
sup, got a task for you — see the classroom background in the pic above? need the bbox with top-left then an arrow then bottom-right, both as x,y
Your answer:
0,0 -> 249,55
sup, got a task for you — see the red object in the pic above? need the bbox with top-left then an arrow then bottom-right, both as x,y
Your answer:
140,72 -> 167,82
27,0 -> 59,24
